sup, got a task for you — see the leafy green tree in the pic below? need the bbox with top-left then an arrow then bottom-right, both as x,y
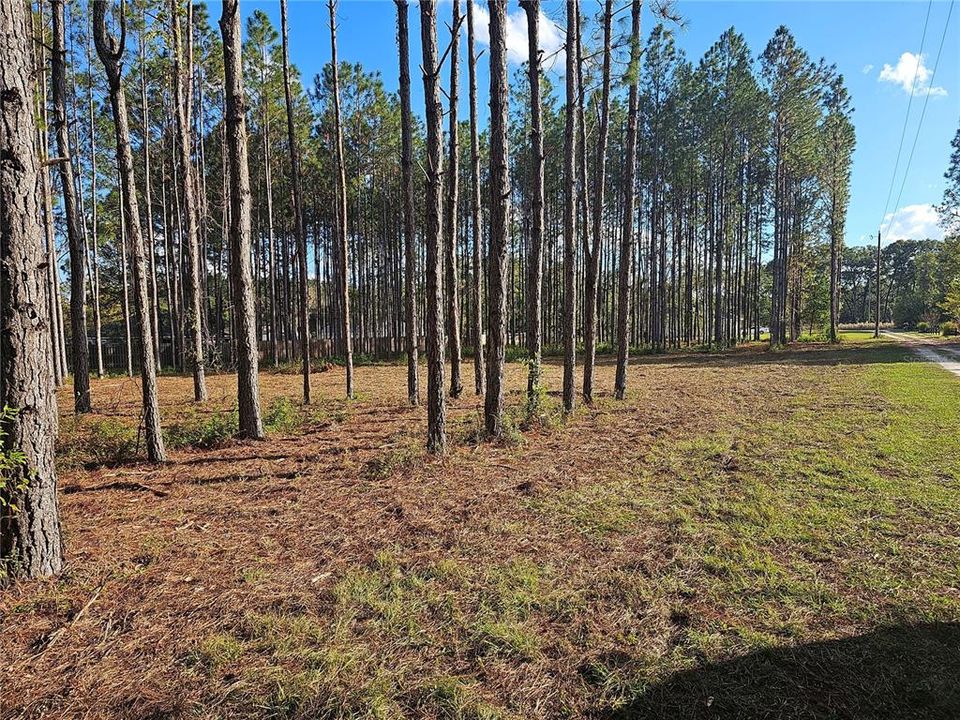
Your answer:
938,121 -> 960,237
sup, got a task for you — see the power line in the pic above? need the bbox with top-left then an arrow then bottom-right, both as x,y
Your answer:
882,0 -> 955,238
878,0 -> 932,231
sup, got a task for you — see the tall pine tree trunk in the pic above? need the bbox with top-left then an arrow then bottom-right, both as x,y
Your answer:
328,0 -> 354,398
263,107 -> 279,367
419,0 -> 446,453
280,0 -> 311,404
0,0 -> 64,580
444,0 -> 463,398
140,22 -> 161,369
614,0 -> 642,400
520,0 -> 544,403
32,21 -> 65,389
93,0 -> 166,462
86,15 -> 105,378
170,0 -> 207,401
466,0 -> 485,396
119,194 -> 133,377
51,0 -> 91,413
561,0 -> 579,414
582,0 -> 612,404
485,0 -> 510,438
829,195 -> 839,343
221,0 -> 264,439
396,0 -> 420,406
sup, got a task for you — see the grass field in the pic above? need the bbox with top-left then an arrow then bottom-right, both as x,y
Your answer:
2,335 -> 959,719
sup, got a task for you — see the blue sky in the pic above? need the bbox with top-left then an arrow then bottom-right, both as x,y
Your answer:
236,0 -> 959,248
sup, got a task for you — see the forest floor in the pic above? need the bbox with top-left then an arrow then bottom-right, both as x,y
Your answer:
2,334 -> 960,720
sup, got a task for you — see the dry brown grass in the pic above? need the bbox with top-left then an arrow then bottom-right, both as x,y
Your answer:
2,340 -> 958,719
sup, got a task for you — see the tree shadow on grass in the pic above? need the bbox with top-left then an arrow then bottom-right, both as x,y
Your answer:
603,623 -> 960,720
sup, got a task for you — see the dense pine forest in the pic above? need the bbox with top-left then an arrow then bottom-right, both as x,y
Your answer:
30,0 -> 868,379
3,0 -> 960,717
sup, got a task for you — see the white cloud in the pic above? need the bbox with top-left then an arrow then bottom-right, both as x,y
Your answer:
861,64 -> 873,75
469,1 -> 564,70
878,52 -> 947,96
882,203 -> 944,240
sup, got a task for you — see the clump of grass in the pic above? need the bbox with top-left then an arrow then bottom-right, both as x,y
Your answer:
239,566 -> 266,585
164,408 -> 238,450
332,551 -> 427,640
471,618 -> 540,660
257,663 -> 399,719
468,559 -> 553,661
415,676 -> 503,720
519,379 -> 561,433
192,632 -> 245,671
797,329 -> 830,343
532,478 -> 644,538
263,396 -> 303,434
73,418 -> 139,466
361,442 -> 422,481
458,409 -> 525,447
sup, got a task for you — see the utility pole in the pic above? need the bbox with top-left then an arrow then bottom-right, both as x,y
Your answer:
874,229 -> 881,338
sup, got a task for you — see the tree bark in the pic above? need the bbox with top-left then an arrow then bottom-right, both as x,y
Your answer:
139,21 -> 161,369
419,0 -> 446,453
32,17 -> 65,389
444,0 -> 463,399
829,195 -> 839,343
396,0 -> 420,406
221,0 -> 265,440
93,0 -> 166,462
119,194 -> 133,377
562,0 -> 579,414
51,0 -> 91,413
84,14 -> 105,379
582,0 -> 613,404
614,0 -> 643,400
485,0 -> 510,438
466,0 -> 485,397
520,0 -> 544,404
0,0 -> 64,580
170,0 -> 206,401
328,0 -> 354,398
280,0 -> 311,404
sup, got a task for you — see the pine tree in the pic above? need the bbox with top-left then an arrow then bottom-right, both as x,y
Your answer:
93,0 -> 166,462
171,0 -> 207,401
221,0 -> 265,439
821,71 -> 855,342
280,0 -> 311,404
614,0 -> 643,400
466,0 -> 485,396
328,0 -> 354,398
937,122 -> 960,237
519,0 -> 545,403
444,0 -> 463,399
582,0 -> 613,404
485,0 -> 511,438
561,0 -> 579,414
0,0 -> 64,580
419,0 -> 447,453
396,0 -> 420,406
51,0 -> 92,413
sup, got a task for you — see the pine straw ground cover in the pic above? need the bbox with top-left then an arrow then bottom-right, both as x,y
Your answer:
2,336 -> 959,719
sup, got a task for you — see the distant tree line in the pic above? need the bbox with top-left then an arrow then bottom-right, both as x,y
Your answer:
841,237 -> 960,330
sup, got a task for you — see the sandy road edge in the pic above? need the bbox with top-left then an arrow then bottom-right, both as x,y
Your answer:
883,331 -> 960,378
